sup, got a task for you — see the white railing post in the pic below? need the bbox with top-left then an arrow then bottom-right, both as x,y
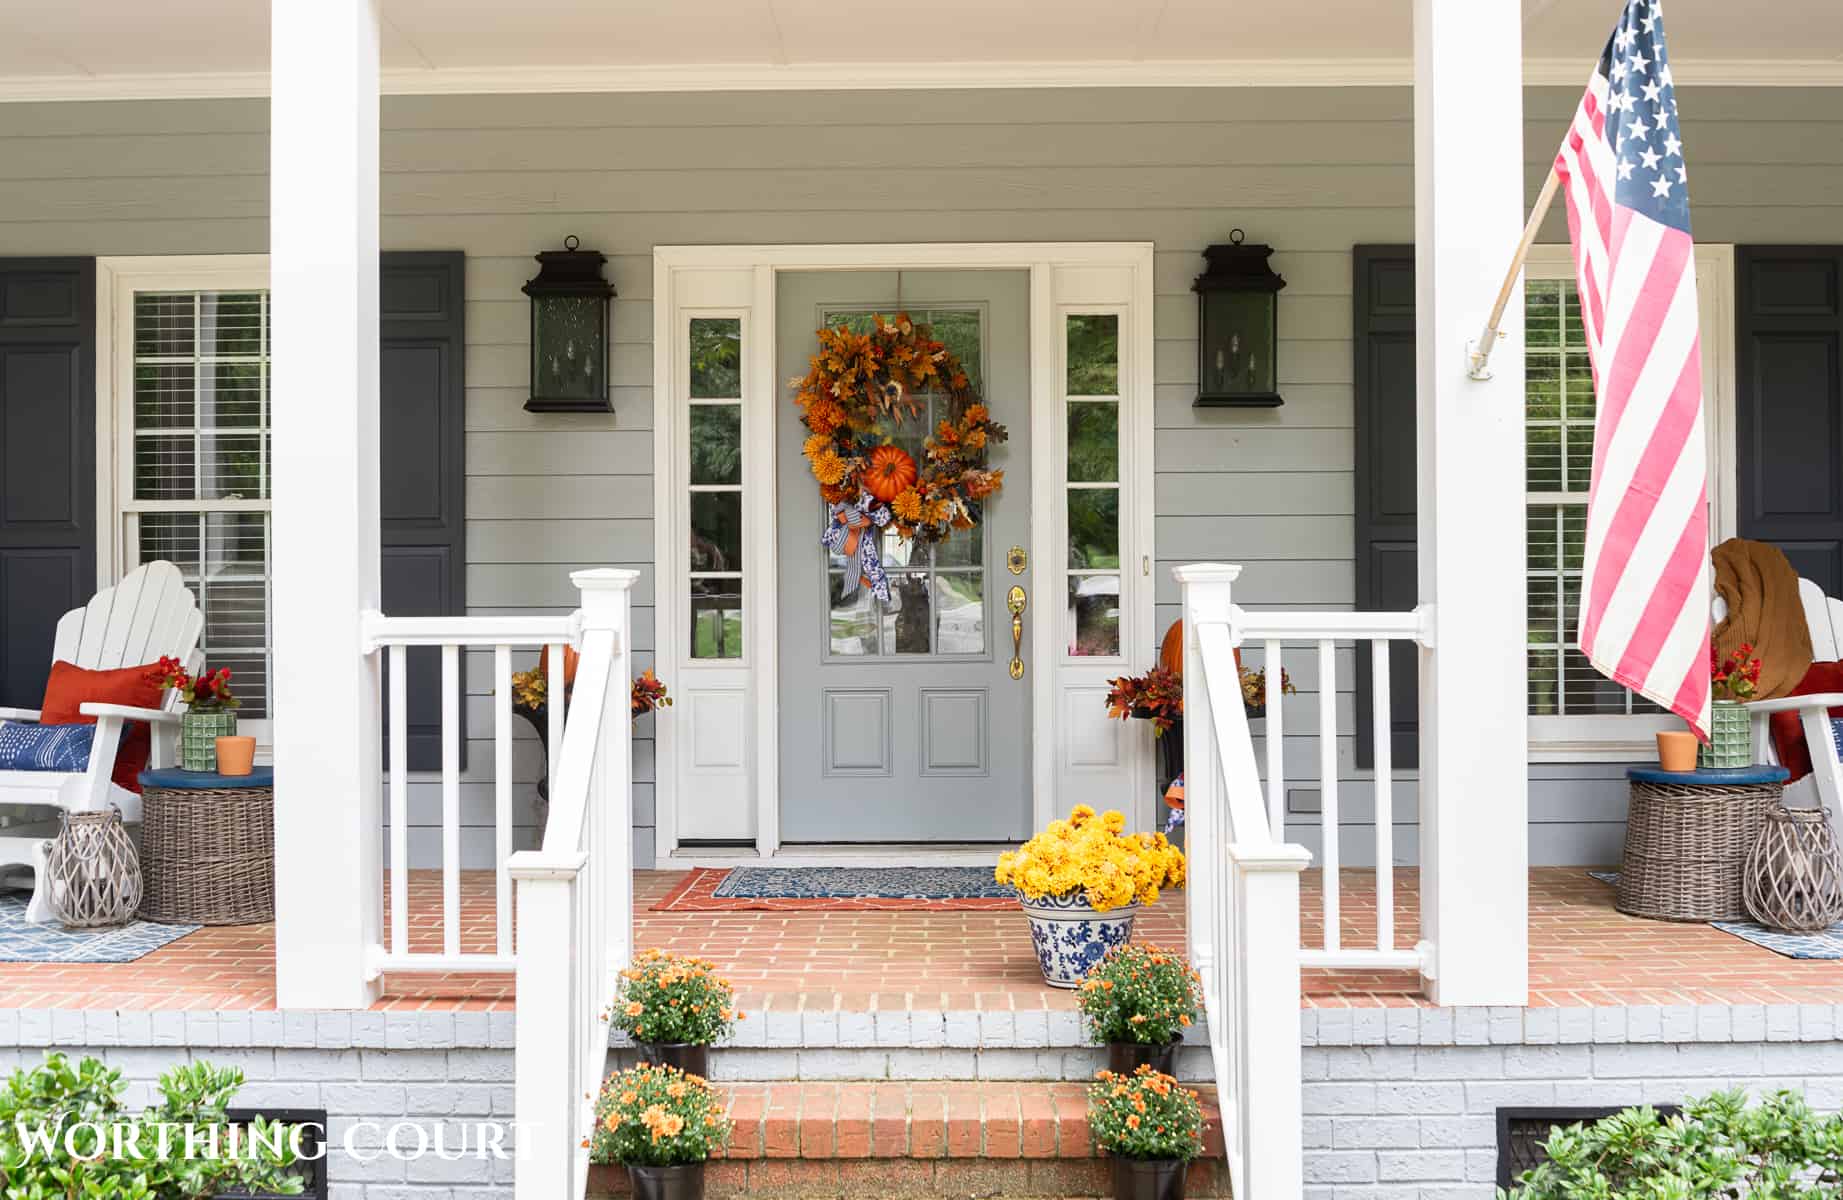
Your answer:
574,568 -> 639,978
1230,844 -> 1311,1200
1175,563 -> 1239,1071
269,0 -> 384,1009
510,853 -> 587,1200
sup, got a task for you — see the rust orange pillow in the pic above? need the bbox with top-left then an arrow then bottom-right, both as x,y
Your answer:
1767,660 -> 1843,784
39,660 -> 168,794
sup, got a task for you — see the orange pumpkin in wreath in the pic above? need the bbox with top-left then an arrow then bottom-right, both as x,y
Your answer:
863,445 -> 919,504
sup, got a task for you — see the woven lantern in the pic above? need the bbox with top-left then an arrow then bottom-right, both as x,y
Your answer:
45,808 -> 143,928
1743,806 -> 1843,933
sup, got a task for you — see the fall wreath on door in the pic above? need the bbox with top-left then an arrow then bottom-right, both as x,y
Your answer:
791,313 -> 1007,602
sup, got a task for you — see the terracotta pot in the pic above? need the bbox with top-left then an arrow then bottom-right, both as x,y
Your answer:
1655,729 -> 1698,773
215,735 -> 257,777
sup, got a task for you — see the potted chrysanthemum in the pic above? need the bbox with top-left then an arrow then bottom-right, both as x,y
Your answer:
592,1063 -> 728,1200
608,949 -> 739,1077
1079,944 -> 1203,1076
1089,1065 -> 1206,1200
994,805 -> 1186,988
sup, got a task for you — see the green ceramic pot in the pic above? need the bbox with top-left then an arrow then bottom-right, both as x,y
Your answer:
1697,699 -> 1750,769
180,710 -> 238,772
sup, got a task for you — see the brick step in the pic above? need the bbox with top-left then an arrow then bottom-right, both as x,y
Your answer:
588,1081 -> 1229,1198
609,1044 -> 1213,1083
589,1156 -> 1232,1198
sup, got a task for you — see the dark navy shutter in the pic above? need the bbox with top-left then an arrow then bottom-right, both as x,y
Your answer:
1352,247 -> 1419,769
381,252 -> 467,770
1736,247 -> 1843,596
0,259 -> 95,708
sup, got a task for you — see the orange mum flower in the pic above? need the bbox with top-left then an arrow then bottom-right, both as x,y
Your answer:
811,450 -> 849,486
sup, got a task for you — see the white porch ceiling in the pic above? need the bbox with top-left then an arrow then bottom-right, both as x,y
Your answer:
1,0 -> 1839,100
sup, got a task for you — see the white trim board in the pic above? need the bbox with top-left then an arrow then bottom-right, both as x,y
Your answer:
652,242 -> 1158,861
1,57 -> 1836,103
94,254 -> 275,751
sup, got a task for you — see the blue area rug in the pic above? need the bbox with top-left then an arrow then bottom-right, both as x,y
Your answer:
1588,870 -> 1843,960
714,866 -> 1015,901
655,866 -> 1018,911
0,893 -> 200,963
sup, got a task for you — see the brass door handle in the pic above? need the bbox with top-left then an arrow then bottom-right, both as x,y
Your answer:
1007,585 -> 1027,680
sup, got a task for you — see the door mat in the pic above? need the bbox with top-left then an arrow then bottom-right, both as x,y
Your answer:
0,893 -> 200,963
1588,870 -> 1843,960
653,866 -> 1019,912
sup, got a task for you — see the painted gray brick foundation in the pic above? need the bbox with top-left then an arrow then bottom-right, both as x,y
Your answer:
0,1011 -> 519,1200
10,1003 -> 1843,1196
1300,1004 -> 1843,1197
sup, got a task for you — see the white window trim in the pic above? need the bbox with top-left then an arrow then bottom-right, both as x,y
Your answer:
95,255 -> 274,751
1523,243 -> 1736,763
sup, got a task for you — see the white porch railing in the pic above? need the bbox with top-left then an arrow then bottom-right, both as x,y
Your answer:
357,568 -> 637,1200
361,612 -> 577,977
1177,563 -> 1437,1198
1231,606 -> 1435,973
508,569 -> 636,1200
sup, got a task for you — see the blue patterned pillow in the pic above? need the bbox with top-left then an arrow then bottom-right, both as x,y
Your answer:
1831,717 -> 1843,761
0,721 -> 94,772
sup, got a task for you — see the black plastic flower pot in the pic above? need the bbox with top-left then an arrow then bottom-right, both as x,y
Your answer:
1110,1155 -> 1188,1200
635,1042 -> 709,1078
629,1161 -> 706,1200
1107,1040 -> 1178,1076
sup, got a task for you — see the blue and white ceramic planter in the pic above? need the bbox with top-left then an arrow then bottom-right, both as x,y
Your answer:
1017,892 -> 1140,988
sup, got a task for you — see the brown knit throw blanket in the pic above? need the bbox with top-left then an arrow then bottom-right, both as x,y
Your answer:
1711,538 -> 1813,700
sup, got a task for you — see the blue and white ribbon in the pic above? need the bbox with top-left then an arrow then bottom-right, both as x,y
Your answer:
822,491 -> 893,603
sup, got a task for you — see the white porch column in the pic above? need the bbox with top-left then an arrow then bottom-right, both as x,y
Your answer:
270,0 -> 384,1008
1412,0 -> 1530,1005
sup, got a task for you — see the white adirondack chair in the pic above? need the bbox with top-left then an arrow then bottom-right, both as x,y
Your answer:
0,561 -> 202,922
1737,577 -> 1843,824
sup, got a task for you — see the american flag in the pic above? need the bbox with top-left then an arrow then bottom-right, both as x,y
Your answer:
1556,0 -> 1711,739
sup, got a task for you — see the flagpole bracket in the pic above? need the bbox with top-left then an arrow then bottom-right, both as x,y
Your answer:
1466,331 -> 1505,382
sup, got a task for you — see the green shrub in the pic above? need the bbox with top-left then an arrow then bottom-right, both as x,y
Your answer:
0,1052 -> 304,1198
1504,1089 -> 1843,1199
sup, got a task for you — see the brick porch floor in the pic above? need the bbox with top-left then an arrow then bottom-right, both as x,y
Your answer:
0,867 -> 1837,1012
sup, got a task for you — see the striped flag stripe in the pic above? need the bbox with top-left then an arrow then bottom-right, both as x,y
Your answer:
1559,0 -> 1710,739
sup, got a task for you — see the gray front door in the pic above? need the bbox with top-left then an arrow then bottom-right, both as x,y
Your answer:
775,270 -> 1032,843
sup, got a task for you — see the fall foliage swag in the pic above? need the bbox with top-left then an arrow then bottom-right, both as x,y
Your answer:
793,313 -> 1007,602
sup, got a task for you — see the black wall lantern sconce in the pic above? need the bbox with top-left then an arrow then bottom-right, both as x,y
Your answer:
1193,229 -> 1286,408
523,235 -> 616,413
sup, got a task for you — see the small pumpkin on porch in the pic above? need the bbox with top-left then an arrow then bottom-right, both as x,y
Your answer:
862,444 -> 918,504
1158,620 -> 1184,675
1158,618 -> 1247,678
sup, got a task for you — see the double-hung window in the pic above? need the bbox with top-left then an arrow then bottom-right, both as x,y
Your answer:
102,258 -> 274,731
1522,244 -> 1733,758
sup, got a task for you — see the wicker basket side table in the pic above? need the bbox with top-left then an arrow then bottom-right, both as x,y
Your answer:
1618,765 -> 1788,922
136,766 -> 275,925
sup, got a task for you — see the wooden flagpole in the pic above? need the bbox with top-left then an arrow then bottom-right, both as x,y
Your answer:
1467,164 -> 1562,380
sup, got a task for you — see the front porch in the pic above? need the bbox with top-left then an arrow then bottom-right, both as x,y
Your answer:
7,867 -> 1836,1015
